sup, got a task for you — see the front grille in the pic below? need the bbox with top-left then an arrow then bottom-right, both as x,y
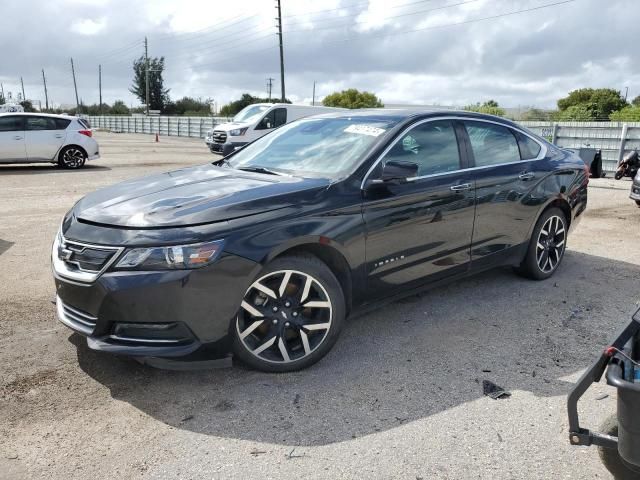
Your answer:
58,238 -> 119,274
56,297 -> 98,336
212,130 -> 227,144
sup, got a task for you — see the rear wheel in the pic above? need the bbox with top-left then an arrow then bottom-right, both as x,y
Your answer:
598,415 -> 640,480
232,254 -> 345,372
58,146 -> 86,169
515,207 -> 567,280
635,200 -> 640,208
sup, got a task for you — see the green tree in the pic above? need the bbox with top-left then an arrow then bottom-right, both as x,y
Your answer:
111,100 -> 130,115
219,93 -> 291,117
0,91 -> 4,104
556,104 -> 598,121
164,96 -> 212,116
632,95 -> 640,107
20,100 -> 36,112
322,88 -> 383,109
464,100 -> 505,117
610,105 -> 640,122
130,56 -> 170,112
520,108 -> 554,121
557,88 -> 627,120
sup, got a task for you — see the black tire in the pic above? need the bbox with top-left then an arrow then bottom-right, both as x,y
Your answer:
515,207 -> 567,280
598,415 -> 640,480
232,254 -> 345,373
58,146 -> 87,169
615,170 -> 625,180
635,200 -> 640,208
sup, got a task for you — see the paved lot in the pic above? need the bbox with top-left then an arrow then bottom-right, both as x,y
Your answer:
1,132 -> 639,479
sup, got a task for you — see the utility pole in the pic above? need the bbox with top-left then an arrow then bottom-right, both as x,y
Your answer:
145,36 -> 150,116
98,64 -> 102,114
20,77 -> 26,102
0,83 -> 4,103
312,81 -> 316,106
266,77 -> 274,100
624,86 -> 629,102
275,0 -> 285,101
70,58 -> 80,112
42,69 -> 49,110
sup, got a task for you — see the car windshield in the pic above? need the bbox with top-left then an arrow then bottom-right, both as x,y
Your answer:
227,116 -> 400,178
233,105 -> 271,124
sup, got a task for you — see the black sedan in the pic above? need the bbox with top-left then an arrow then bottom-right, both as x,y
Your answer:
52,110 -> 588,372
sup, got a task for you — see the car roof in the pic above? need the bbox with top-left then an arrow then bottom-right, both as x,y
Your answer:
311,108 -> 523,128
0,112 -> 77,120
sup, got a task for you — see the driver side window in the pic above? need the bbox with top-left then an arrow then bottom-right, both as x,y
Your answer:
256,108 -> 287,130
381,120 -> 461,176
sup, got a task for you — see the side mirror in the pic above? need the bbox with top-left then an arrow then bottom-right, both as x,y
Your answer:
380,160 -> 419,183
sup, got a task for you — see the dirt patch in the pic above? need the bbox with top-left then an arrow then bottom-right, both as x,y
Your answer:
1,368 -> 59,397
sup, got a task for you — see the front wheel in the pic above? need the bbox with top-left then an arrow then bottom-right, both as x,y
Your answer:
615,169 -> 625,180
232,254 -> 345,372
515,207 -> 567,280
635,200 -> 640,208
58,146 -> 87,169
598,415 -> 640,480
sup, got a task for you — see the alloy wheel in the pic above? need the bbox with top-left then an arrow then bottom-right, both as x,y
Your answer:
535,215 -> 566,273
62,148 -> 86,168
236,269 -> 333,364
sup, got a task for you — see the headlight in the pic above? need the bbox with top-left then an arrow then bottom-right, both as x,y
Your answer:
229,127 -> 248,136
114,240 -> 224,271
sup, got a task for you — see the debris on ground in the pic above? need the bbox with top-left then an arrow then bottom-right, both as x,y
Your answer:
482,380 -> 511,400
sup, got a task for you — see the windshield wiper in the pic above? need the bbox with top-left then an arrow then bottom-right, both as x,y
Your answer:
236,166 -> 281,176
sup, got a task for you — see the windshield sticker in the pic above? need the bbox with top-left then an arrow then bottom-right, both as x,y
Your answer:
344,124 -> 386,137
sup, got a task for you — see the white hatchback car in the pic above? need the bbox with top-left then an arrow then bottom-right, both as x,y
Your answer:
0,113 -> 100,168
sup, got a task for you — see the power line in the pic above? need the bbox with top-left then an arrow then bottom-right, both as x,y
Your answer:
282,0 -> 438,19
284,0 -> 577,47
284,0 -> 483,33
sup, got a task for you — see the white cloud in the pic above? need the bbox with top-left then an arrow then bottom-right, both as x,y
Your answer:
70,17 -> 107,35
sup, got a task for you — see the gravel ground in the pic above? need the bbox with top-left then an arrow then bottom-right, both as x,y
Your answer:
1,132 -> 639,479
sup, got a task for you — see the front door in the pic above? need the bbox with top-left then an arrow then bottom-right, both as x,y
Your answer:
24,116 -> 67,161
0,115 -> 26,162
362,120 -> 476,296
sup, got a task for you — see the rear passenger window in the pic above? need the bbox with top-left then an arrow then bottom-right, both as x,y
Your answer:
381,120 -> 461,176
55,118 -> 71,130
26,117 -> 57,131
514,131 -> 541,160
464,121 -> 521,167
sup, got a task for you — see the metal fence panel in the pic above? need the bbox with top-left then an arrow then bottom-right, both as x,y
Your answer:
88,116 -> 231,139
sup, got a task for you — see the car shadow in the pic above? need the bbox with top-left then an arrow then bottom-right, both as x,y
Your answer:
71,250 -> 639,447
0,164 -> 110,174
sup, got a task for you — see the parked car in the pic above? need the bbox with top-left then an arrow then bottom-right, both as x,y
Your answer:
0,112 -> 99,168
52,110 -> 588,372
205,103 -> 346,156
631,170 -> 640,208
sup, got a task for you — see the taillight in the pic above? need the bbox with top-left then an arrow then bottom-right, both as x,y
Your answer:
79,129 -> 92,138
583,162 -> 590,185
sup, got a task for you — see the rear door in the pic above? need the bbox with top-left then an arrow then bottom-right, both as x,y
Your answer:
460,120 -> 544,266
362,119 -> 476,296
0,115 -> 26,162
24,116 -> 68,161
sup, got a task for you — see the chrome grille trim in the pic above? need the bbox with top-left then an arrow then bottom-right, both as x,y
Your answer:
212,130 -> 227,144
52,233 -> 124,283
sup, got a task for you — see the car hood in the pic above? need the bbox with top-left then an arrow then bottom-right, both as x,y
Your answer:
73,164 -> 330,228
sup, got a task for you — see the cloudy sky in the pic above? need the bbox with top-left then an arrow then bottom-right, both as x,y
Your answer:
1,0 -> 638,110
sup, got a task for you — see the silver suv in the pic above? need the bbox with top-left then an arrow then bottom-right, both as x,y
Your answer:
0,113 -> 100,168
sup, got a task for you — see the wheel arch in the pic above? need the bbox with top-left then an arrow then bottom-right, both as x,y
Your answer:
266,240 -> 354,314
58,144 -> 88,161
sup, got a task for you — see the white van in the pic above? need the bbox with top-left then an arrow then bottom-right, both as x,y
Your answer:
0,103 -> 25,113
205,103 -> 345,155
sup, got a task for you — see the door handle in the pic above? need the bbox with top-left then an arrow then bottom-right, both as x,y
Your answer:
450,183 -> 472,192
519,172 -> 535,181
54,134 -> 64,138
13,135 -> 23,140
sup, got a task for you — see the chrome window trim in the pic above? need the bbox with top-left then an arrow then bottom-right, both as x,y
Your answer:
360,116 -> 548,189
52,233 -> 124,284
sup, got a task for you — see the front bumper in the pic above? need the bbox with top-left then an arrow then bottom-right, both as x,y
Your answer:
630,182 -> 640,201
206,141 -> 247,156
54,253 -> 258,359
